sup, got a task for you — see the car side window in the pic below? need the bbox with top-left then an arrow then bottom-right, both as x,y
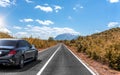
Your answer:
18,40 -> 31,49
24,40 -> 32,48
18,41 -> 25,47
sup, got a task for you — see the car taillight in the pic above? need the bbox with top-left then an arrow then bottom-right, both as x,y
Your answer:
9,50 -> 16,55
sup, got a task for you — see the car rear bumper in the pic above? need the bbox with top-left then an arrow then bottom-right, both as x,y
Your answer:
0,55 -> 19,65
0,60 -> 10,63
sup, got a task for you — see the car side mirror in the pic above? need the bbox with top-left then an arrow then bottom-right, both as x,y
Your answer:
31,45 -> 35,49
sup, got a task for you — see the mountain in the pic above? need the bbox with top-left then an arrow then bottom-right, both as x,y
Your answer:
55,33 -> 79,40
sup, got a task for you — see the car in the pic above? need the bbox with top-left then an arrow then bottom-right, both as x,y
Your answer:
0,39 -> 38,68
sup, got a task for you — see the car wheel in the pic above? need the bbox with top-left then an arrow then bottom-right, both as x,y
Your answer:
18,56 -> 24,69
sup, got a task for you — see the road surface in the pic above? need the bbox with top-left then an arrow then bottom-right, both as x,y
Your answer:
0,44 -> 96,75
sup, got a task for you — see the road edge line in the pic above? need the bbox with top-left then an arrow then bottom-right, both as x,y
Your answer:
37,45 -> 61,75
64,45 -> 99,75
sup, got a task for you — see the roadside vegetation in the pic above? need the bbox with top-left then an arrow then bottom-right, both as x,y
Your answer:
1,27 -> 120,70
0,32 -> 57,49
0,32 -> 13,38
23,37 -> 57,49
64,27 -> 120,70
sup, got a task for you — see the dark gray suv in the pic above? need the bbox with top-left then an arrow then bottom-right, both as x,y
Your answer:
0,39 -> 38,68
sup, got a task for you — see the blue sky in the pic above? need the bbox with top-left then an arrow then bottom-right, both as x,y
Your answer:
0,0 -> 120,39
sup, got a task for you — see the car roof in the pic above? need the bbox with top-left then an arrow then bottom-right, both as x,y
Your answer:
0,38 -> 23,41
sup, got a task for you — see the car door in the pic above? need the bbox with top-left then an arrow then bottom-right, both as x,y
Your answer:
18,40 -> 29,60
24,40 -> 35,59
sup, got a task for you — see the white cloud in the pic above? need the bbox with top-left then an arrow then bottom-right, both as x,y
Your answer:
68,16 -> 72,20
107,22 -> 119,28
0,15 -> 11,33
0,27 -> 11,33
73,4 -> 83,11
16,25 -> 80,39
36,19 -> 54,25
1,25 -> 77,39
0,0 -> 16,7
19,18 -> 54,26
35,5 -> 53,12
44,4 -> 48,6
54,5 -> 62,13
35,5 -> 62,13
108,0 -> 120,3
80,6 -> 84,9
20,18 -> 34,22
27,24 -> 32,27
15,32 -> 27,35
25,0 -> 33,3
0,15 -> 6,27
95,30 -> 101,33
13,26 -> 22,30
14,32 -> 28,38
53,27 -> 80,35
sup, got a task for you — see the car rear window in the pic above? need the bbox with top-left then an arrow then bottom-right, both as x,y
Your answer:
0,40 -> 17,47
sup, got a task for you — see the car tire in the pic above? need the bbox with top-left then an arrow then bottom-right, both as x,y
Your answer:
18,56 -> 24,69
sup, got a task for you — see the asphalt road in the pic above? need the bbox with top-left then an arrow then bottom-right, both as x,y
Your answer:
0,44 -> 96,75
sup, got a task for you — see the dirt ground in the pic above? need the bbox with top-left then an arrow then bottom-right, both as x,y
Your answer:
68,46 -> 120,75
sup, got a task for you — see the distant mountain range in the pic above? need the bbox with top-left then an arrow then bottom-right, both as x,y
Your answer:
55,33 -> 79,40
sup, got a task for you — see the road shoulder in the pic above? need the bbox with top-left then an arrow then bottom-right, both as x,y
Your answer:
67,46 -> 120,75
64,45 -> 98,75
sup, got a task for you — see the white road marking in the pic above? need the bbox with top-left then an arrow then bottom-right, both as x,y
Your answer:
37,45 -> 61,75
64,45 -> 99,75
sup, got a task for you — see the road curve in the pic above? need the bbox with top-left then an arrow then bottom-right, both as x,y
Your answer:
0,44 -> 96,75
